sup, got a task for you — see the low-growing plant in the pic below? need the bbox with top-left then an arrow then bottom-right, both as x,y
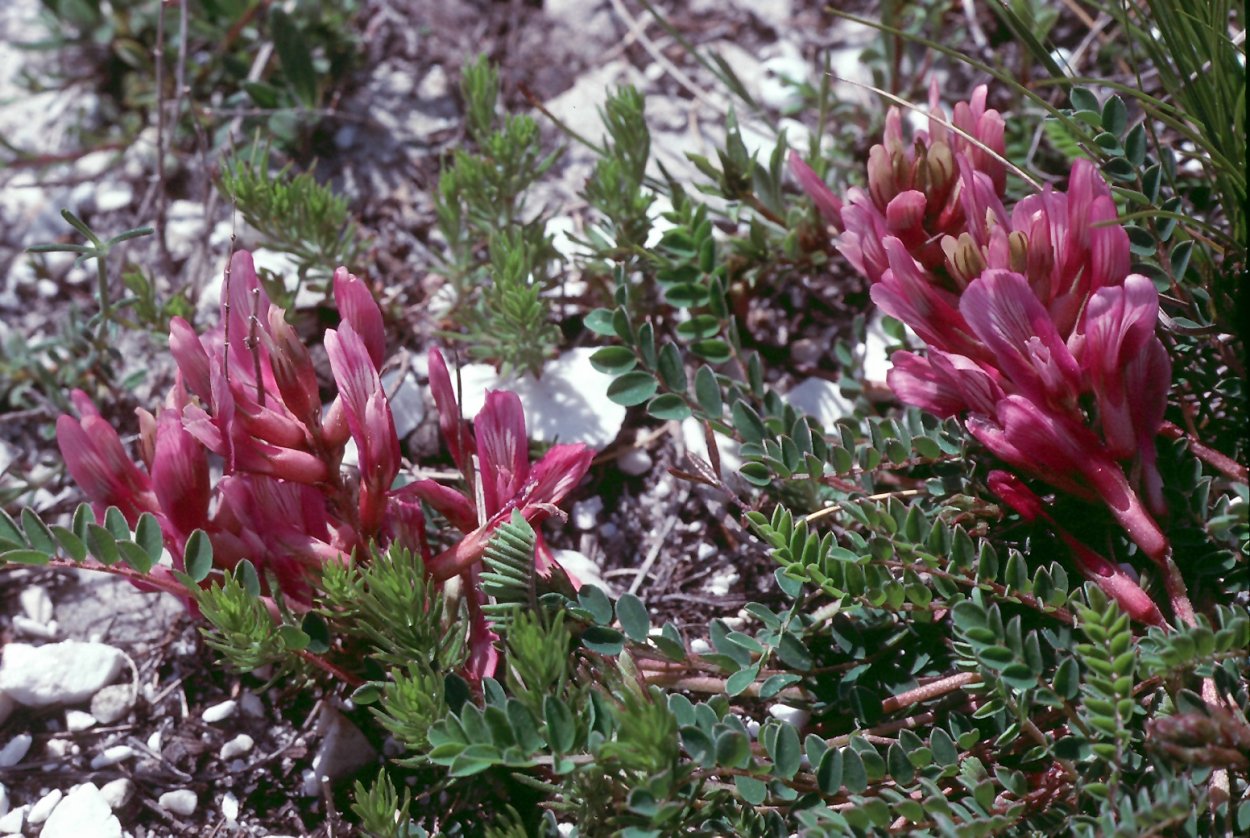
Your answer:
5,4 -> 1247,835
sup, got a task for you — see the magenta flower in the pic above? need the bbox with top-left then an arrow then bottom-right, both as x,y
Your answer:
1072,274 -> 1171,515
415,348 -> 594,583
56,398 -> 159,524
407,348 -> 594,678
966,395 -> 1168,564
788,150 -> 844,232
959,270 -> 1083,413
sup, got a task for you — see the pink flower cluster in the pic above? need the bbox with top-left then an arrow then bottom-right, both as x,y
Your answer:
57,251 -> 592,676
793,85 -> 1175,625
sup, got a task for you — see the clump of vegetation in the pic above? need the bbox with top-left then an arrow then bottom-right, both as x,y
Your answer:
2,1 -> 1245,835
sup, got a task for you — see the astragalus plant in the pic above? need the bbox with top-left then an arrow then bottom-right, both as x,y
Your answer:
3,9 -> 1246,837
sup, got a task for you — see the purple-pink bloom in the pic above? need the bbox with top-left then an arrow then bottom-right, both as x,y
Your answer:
1073,274 -> 1171,515
967,396 -> 1168,563
788,150 -> 844,231
959,269 -> 1083,413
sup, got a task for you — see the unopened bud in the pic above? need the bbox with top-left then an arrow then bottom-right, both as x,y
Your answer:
926,142 -> 956,197
263,307 -> 321,429
1007,230 -> 1029,274
943,232 -> 985,287
867,145 -> 896,209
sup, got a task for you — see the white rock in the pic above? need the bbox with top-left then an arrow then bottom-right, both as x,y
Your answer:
680,417 -> 743,474
572,496 -> 604,531
382,370 -> 424,439
0,734 -> 32,768
219,733 -> 254,760
545,215 -> 592,261
690,638 -> 713,655
158,789 -> 197,816
28,788 -> 62,824
146,730 -> 162,752
783,377 -> 854,429
0,803 -> 26,832
238,691 -> 265,718
19,586 -> 53,623
618,447 -> 653,476
860,312 -> 895,384
707,567 -> 740,597
0,781 -> 7,817
221,790 -> 240,822
442,347 -> 626,449
11,616 -> 57,639
164,200 -> 207,261
201,699 -> 237,723
0,641 -> 124,707
98,778 -> 134,810
94,183 -> 134,214
550,549 -> 607,592
768,703 -> 810,728
759,43 -> 810,112
90,745 -> 134,769
696,542 -> 717,561
304,706 -> 377,795
41,783 -> 121,838
90,684 -> 135,725
65,710 -> 97,732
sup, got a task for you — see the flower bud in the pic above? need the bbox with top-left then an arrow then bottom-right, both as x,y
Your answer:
263,307 -> 321,429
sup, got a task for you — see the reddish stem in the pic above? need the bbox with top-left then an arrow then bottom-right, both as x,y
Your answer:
1160,422 -> 1247,482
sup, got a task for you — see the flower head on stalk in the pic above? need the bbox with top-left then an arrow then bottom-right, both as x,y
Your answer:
404,347 -> 594,678
795,83 -> 1007,285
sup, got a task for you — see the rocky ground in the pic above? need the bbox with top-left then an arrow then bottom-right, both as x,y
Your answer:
0,0 -> 942,833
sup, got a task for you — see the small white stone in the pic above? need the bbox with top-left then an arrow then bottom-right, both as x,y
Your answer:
220,791 -> 240,822
783,377 -> 854,429
28,788 -> 62,825
89,745 -> 135,769
146,730 -> 162,752
158,789 -> 197,816
219,734 -> 254,760
90,684 -> 135,725
745,718 -> 761,736
99,778 -> 134,810
618,448 -> 652,477
0,641 -> 125,707
11,616 -> 57,639
0,781 -> 8,816
381,371 -> 425,439
690,638 -> 713,655
238,691 -> 264,718
19,586 -> 53,623
707,568 -> 740,597
0,734 -> 32,768
40,783 -> 121,838
572,496 -> 604,531
768,703 -> 810,728
201,699 -> 237,723
66,710 -> 97,732
35,278 -> 59,299
0,803 -> 26,832
94,183 -> 134,214
549,549 -> 607,591
696,543 -> 717,561
45,739 -> 72,759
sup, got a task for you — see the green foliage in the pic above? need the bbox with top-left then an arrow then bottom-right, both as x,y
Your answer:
434,55 -> 563,375
352,768 -> 419,838
21,0 -> 360,153
220,140 -> 364,297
